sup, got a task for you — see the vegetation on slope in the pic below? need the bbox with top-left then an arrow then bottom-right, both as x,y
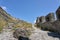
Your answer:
0,7 -> 32,32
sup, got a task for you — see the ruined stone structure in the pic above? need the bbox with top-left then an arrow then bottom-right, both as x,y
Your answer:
56,6 -> 60,20
46,13 -> 55,22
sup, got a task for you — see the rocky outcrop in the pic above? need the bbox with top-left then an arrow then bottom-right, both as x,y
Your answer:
56,6 -> 60,20
52,20 -> 60,33
42,20 -> 60,33
13,28 -> 31,40
36,6 -> 60,34
36,13 -> 55,24
36,16 -> 46,24
36,17 -> 40,24
39,16 -> 46,23
46,13 -> 55,22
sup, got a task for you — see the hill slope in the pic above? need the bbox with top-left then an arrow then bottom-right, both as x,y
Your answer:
0,7 -> 32,31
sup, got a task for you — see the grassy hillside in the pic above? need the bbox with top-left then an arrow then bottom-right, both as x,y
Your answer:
0,7 -> 32,32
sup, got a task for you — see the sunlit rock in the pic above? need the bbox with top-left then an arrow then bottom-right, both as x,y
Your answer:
46,13 -> 55,22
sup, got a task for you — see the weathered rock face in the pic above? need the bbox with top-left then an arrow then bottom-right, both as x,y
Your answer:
36,6 -> 60,34
52,20 -> 60,33
40,20 -> 60,34
46,13 -> 55,22
13,28 -> 31,40
36,16 -> 46,24
36,13 -> 55,24
36,17 -> 40,24
39,16 -> 46,23
56,6 -> 60,20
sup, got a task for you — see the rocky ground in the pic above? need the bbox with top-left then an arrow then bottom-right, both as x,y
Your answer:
0,27 -> 18,40
0,24 -> 60,40
29,25 -> 60,40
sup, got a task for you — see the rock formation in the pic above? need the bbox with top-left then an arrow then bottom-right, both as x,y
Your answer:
36,17 -> 40,24
39,16 -> 46,23
36,16 -> 46,24
36,6 -> 60,34
46,13 -> 55,22
13,28 -> 31,40
36,13 -> 55,24
56,6 -> 60,20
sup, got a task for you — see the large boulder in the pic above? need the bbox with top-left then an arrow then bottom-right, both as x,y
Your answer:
13,28 -> 31,40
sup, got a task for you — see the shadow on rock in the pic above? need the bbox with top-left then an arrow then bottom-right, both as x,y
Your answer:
48,32 -> 60,38
13,28 -> 31,40
18,36 -> 30,40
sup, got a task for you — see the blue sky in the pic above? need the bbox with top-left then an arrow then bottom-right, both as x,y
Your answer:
0,0 -> 60,23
